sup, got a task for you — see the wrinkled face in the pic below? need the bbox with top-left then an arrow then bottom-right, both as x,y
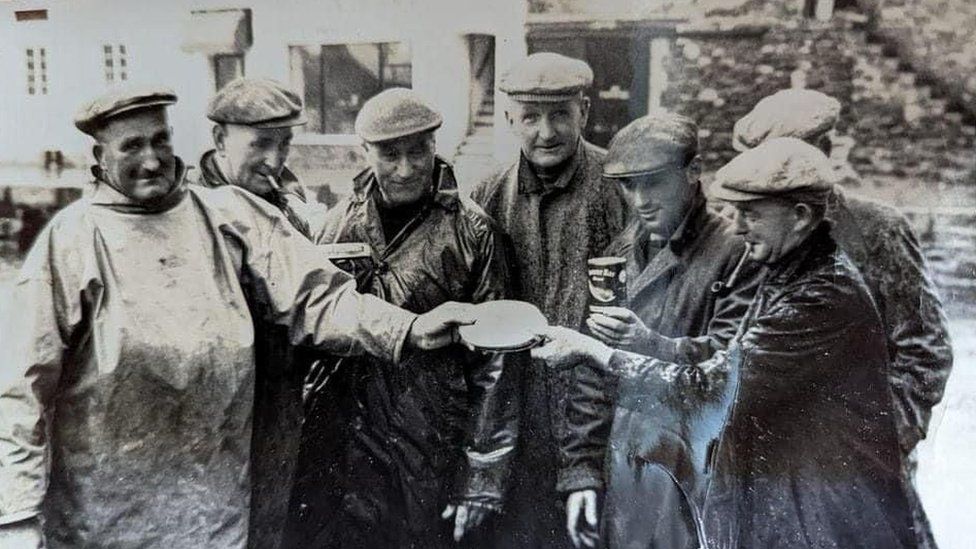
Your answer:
215,124 -> 293,197
506,97 -> 589,169
616,163 -> 698,241
364,132 -> 436,208
94,108 -> 177,203
731,199 -> 805,264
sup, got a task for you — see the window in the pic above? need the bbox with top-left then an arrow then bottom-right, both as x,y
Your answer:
15,10 -> 48,21
26,48 -> 48,95
104,44 -> 128,83
214,54 -> 245,91
290,42 -> 412,134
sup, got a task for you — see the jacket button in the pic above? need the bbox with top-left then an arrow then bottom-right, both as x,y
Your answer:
375,261 -> 389,274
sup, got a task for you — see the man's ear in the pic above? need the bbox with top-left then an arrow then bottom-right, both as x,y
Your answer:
793,202 -> 815,232
578,96 -> 591,129
685,156 -> 702,186
92,144 -> 105,168
212,124 -> 227,154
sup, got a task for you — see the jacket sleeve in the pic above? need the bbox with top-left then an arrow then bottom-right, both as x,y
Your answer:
229,193 -> 417,364
0,227 -> 81,525
457,223 -> 519,510
875,215 -> 953,452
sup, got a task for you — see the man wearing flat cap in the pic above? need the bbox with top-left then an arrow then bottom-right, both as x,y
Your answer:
0,85 -> 477,549
196,77 -> 332,549
559,112 -> 760,549
735,88 -> 952,549
287,88 -> 518,549
534,137 -> 920,548
470,51 -> 627,549
198,77 -> 326,239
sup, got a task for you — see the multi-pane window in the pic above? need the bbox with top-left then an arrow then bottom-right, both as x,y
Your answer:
290,42 -> 412,134
104,44 -> 128,83
26,48 -> 48,95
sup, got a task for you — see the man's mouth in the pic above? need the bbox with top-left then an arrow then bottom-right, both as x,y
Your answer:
535,143 -> 563,152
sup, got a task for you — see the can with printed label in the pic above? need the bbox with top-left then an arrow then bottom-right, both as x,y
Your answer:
587,256 -> 628,308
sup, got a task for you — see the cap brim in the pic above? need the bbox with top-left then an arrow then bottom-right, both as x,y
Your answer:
603,163 -> 679,180
250,112 -> 309,128
360,121 -> 442,143
708,183 -> 766,203
504,91 -> 582,103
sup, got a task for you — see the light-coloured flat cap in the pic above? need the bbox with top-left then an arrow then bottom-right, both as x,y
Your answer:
499,52 -> 594,102
207,78 -> 307,128
354,87 -> 443,142
74,84 -> 177,135
732,88 -> 841,152
604,111 -> 699,178
711,137 -> 836,202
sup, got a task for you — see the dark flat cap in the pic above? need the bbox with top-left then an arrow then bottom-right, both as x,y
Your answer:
732,89 -> 841,152
603,111 -> 699,178
74,85 -> 177,135
711,137 -> 835,203
207,78 -> 307,128
354,88 -> 443,142
499,52 -> 593,102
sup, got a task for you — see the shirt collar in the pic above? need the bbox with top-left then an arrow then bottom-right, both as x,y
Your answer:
517,139 -> 585,195
351,156 -> 460,211
89,157 -> 189,214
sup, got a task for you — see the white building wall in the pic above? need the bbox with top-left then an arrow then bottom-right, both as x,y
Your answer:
0,0 -> 527,173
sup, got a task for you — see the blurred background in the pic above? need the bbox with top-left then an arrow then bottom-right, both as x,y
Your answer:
1,1 -> 973,546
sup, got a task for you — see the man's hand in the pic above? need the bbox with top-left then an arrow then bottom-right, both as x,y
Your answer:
407,302 -> 476,351
566,489 -> 599,548
531,326 -> 614,371
587,306 -> 650,348
0,518 -> 44,549
441,503 -> 491,542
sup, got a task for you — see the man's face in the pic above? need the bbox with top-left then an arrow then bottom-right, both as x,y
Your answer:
506,97 -> 589,169
94,108 -> 177,203
731,199 -> 801,264
364,132 -> 436,208
617,163 -> 697,241
215,124 -> 293,197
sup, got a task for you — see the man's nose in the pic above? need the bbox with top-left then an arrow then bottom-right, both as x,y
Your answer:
396,157 -> 414,179
732,211 -> 748,234
538,117 -> 556,141
140,149 -> 161,172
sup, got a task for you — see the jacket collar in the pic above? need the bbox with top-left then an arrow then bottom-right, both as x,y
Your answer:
89,157 -> 189,214
350,156 -> 460,211
767,221 -> 836,285
517,139 -> 585,195
198,149 -> 306,201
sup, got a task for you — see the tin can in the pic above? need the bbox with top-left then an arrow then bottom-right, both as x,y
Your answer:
587,256 -> 628,308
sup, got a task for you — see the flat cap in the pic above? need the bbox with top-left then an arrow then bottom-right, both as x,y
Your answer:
732,89 -> 841,152
74,84 -> 177,135
603,111 -> 699,178
354,88 -> 443,142
207,78 -> 307,128
499,52 -> 593,102
711,137 -> 836,202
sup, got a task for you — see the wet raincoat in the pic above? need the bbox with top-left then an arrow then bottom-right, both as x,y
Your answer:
0,163 -> 415,548
288,159 -> 518,548
561,189 -> 759,549
471,140 -> 627,548
600,223 -> 915,548
197,148 -> 329,549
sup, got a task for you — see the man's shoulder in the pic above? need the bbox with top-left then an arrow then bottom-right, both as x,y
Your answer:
469,162 -> 517,207
835,189 -> 910,233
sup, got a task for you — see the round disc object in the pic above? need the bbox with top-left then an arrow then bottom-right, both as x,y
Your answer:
458,300 -> 548,352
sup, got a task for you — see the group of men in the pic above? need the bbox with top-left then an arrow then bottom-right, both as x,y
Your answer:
0,50 -> 953,549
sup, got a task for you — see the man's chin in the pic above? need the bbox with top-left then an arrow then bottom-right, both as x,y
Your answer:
527,148 -> 572,168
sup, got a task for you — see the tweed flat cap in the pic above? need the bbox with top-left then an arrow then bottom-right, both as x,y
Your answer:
74,85 -> 177,135
711,137 -> 836,202
207,78 -> 307,128
603,111 -> 699,178
499,52 -> 593,102
354,88 -> 443,142
732,89 -> 841,152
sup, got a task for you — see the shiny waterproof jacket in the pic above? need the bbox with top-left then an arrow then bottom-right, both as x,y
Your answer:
471,140 -> 627,548
562,190 -> 759,549
292,159 -> 518,548
0,164 -> 415,548
197,149 -> 328,549
602,224 -> 916,549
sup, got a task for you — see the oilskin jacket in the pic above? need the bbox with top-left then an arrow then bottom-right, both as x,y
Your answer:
601,223 -> 916,549
0,162 -> 415,549
294,159 -> 518,548
471,140 -> 627,548
197,148 -> 326,549
561,189 -> 759,549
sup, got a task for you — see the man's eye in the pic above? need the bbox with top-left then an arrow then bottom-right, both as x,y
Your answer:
522,114 -> 539,124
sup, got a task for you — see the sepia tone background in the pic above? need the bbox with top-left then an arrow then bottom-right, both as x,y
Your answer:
1,0 -> 974,546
